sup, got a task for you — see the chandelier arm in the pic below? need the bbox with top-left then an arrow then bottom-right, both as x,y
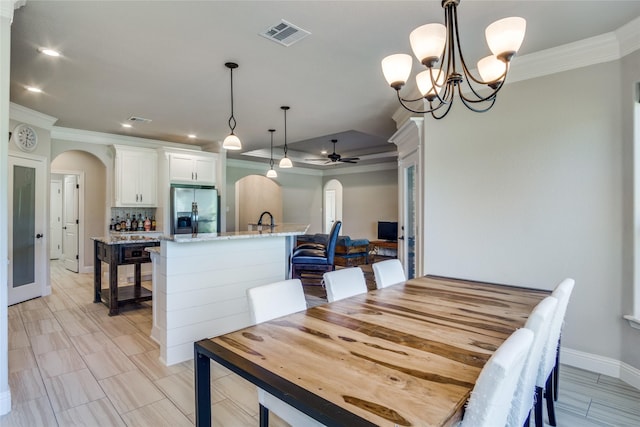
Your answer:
458,87 -> 498,112
396,90 -> 446,114
458,77 -> 506,104
431,98 -> 455,120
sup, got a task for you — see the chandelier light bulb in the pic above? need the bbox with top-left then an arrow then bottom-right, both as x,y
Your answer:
477,55 -> 508,86
416,69 -> 445,100
381,54 -> 413,90
485,17 -> 526,62
410,23 -> 446,67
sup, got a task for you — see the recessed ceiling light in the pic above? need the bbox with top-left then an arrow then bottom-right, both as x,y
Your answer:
121,123 -> 132,128
38,47 -> 60,57
188,134 -> 196,139
26,86 -> 42,93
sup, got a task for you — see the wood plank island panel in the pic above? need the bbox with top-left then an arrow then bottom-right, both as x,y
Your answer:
198,275 -> 549,426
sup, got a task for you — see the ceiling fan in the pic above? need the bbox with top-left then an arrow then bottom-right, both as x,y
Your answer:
307,139 -> 360,164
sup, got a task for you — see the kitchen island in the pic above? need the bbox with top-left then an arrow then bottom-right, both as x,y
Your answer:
149,224 -> 309,365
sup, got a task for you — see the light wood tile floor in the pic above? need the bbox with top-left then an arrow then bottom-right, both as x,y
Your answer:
1,261 -> 639,426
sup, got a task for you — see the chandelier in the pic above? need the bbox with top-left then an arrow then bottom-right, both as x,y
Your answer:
381,0 -> 526,119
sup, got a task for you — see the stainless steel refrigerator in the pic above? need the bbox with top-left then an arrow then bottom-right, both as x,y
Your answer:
170,184 -> 219,234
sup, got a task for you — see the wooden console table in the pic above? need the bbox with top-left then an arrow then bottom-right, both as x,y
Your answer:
93,238 -> 159,316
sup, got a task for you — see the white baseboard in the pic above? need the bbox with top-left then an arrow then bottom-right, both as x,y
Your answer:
0,389 -> 11,415
563,347 -> 640,390
80,266 -> 93,274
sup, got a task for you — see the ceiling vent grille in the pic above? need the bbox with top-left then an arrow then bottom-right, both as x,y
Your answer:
128,116 -> 152,123
260,20 -> 311,47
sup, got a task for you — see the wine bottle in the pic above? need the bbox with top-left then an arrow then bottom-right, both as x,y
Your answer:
151,215 -> 156,231
115,216 -> 121,232
144,216 -> 151,231
125,214 -> 131,232
131,215 -> 138,232
137,214 -> 144,231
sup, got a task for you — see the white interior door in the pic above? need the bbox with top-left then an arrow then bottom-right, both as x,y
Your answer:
62,175 -> 79,273
324,189 -> 336,233
50,179 -> 63,259
8,155 -> 46,305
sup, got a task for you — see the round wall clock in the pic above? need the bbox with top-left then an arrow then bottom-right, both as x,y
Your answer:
11,123 -> 38,152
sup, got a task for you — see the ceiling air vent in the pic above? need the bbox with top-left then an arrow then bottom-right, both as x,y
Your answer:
128,116 -> 152,123
260,20 -> 310,47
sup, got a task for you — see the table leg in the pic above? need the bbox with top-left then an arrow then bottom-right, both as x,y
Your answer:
259,403 -> 269,427
134,263 -> 142,298
195,346 -> 211,427
108,258 -> 119,316
94,241 -> 101,303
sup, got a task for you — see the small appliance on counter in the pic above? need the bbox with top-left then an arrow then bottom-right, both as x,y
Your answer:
170,184 -> 220,234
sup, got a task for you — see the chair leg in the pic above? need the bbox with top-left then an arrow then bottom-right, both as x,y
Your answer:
259,403 -> 269,427
534,386 -> 544,427
554,337 -> 561,401
545,374 -> 557,426
524,409 -> 531,427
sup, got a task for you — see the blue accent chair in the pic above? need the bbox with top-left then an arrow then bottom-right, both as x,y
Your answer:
291,221 -> 342,281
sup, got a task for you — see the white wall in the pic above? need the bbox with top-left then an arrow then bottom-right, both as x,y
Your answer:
423,59 -> 633,366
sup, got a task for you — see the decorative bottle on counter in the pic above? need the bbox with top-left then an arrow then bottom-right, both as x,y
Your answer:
120,216 -> 126,231
109,218 -> 114,231
137,214 -> 144,231
114,216 -> 121,232
125,214 -> 131,231
131,215 -> 138,232
151,216 -> 156,231
144,216 -> 151,231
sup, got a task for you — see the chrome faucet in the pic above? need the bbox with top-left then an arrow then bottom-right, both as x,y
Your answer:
257,211 -> 274,228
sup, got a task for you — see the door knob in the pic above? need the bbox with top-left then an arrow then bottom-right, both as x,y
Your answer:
36,233 -> 44,239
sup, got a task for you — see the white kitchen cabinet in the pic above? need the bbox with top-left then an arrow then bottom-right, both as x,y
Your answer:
169,152 -> 216,185
114,145 -> 158,207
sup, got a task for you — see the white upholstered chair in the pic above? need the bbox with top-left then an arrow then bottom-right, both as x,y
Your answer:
323,267 -> 367,302
459,328 -> 534,427
534,278 -> 575,427
246,279 -> 324,427
372,259 -> 406,289
506,296 -> 558,427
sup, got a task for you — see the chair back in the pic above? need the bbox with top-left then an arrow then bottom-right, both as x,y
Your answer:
323,267 -> 367,303
506,296 -> 558,427
247,279 -> 307,324
536,278 -> 575,387
460,328 -> 534,427
372,259 -> 406,289
325,221 -> 342,265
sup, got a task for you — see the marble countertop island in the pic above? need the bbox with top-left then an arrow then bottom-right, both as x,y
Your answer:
160,223 -> 309,243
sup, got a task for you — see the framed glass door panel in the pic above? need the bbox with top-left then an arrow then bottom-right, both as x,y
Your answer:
8,155 -> 46,305
399,151 -> 418,279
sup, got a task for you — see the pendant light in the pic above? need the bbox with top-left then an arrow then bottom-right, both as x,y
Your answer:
222,62 -> 242,150
279,106 -> 293,168
266,129 -> 278,178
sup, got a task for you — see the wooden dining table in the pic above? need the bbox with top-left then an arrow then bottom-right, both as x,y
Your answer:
194,275 -> 549,426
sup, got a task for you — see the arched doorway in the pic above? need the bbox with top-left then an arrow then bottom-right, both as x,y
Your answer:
235,175 -> 283,232
51,150 -> 107,274
323,179 -> 343,234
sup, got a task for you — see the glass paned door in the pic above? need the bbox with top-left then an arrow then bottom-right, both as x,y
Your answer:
9,155 -> 46,305
405,164 -> 417,279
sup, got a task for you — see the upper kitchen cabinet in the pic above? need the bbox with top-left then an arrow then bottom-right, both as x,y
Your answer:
113,145 -> 158,207
169,152 -> 217,185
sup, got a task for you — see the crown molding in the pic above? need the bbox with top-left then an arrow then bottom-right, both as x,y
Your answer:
617,16 -> 640,58
51,126 -> 200,150
9,102 -> 58,129
1,0 -> 25,22
227,158 -> 323,177
322,161 -> 397,176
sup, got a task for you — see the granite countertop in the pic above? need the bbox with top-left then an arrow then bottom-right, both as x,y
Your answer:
161,223 -> 310,243
91,235 -> 162,245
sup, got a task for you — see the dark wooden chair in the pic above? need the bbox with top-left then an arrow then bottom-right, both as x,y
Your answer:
291,221 -> 342,282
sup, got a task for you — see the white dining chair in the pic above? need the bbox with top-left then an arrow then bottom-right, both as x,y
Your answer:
506,296 -> 558,427
246,279 -> 325,427
323,267 -> 367,302
459,328 -> 534,427
372,259 -> 406,289
534,278 -> 575,427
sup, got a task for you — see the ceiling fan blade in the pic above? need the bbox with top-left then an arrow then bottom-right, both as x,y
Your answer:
340,157 -> 360,162
339,159 -> 359,164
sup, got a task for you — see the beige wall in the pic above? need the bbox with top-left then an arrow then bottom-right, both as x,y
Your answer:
323,169 -> 398,240
236,175 -> 283,231
51,150 -> 106,271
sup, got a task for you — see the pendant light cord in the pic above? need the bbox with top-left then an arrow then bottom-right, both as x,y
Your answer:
269,129 -> 275,168
228,67 -> 237,133
282,106 -> 289,156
